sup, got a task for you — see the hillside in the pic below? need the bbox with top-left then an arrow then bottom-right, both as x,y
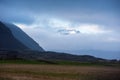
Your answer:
0,50 -> 114,63
0,21 -> 44,51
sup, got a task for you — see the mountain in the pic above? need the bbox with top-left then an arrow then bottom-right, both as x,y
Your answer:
0,21 -> 117,63
0,21 -> 44,51
62,50 -> 120,59
0,50 -> 107,62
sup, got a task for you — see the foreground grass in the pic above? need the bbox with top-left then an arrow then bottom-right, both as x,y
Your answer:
0,61 -> 120,80
0,60 -> 120,67
0,60 -> 50,64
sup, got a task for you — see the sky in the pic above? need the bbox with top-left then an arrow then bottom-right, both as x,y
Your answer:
0,0 -> 120,59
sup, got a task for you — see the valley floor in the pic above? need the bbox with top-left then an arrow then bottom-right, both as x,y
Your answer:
0,64 -> 120,80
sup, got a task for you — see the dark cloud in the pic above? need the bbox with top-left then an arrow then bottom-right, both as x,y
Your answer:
58,29 -> 80,35
0,0 -> 119,25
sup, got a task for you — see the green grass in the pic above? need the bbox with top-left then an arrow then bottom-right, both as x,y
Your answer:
56,61 -> 98,66
55,60 -> 120,67
0,60 -> 48,64
0,60 -> 120,67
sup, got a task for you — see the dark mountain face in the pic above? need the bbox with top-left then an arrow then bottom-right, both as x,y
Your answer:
0,22 -> 11,33
0,21 -> 29,50
0,21 -> 44,51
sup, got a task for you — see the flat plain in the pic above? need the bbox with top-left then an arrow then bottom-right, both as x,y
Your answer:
0,62 -> 120,80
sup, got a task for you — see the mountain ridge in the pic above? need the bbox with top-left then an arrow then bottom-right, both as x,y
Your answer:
0,21 -> 44,51
0,21 -> 29,50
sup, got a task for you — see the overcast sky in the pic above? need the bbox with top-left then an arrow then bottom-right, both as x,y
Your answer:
0,0 -> 120,59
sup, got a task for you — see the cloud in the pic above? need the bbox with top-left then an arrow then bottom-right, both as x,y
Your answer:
77,24 -> 112,34
106,37 -> 120,42
58,29 -> 80,35
13,17 -> 120,52
14,17 -> 112,35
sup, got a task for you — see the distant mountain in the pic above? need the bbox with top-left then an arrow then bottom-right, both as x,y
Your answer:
0,21 -> 44,51
0,50 -> 109,63
61,50 -> 120,59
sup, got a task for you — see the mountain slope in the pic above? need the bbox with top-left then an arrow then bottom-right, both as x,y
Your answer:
0,21 -> 44,51
0,21 -> 30,50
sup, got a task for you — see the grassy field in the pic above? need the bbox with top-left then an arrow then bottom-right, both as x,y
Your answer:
0,60 -> 120,80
